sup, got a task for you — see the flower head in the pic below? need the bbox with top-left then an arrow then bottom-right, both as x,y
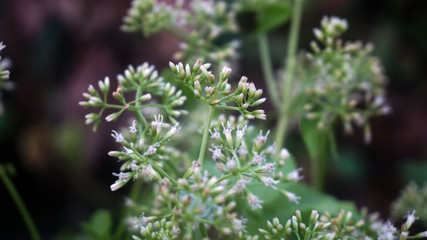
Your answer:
286,168 -> 303,182
209,144 -> 224,161
111,130 -> 125,143
209,128 -> 221,139
251,152 -> 265,165
247,193 -> 263,210
129,120 -> 138,133
261,176 -> 280,190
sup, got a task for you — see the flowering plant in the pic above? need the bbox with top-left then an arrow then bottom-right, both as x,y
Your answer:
76,0 -> 427,239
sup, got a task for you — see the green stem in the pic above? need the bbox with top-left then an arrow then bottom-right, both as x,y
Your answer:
113,179 -> 143,240
199,223 -> 208,238
258,34 -> 280,110
0,166 -> 41,240
148,160 -> 178,186
215,105 -> 240,111
311,156 -> 326,192
275,0 -> 304,155
134,86 -> 148,132
198,106 -> 215,164
215,173 -> 233,184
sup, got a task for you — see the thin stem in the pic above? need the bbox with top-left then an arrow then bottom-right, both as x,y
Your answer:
198,106 -> 215,164
215,105 -> 239,111
148,160 -> 178,186
199,223 -> 208,238
0,166 -> 41,240
311,155 -> 326,191
258,33 -> 280,110
134,86 -> 148,132
113,179 -> 143,240
215,173 -> 233,184
275,0 -> 304,155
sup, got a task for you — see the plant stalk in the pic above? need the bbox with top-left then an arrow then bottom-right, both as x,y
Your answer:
258,33 -> 280,110
113,179 -> 143,240
0,166 -> 41,240
275,0 -> 304,155
135,85 -> 148,132
199,222 -> 208,238
198,106 -> 215,164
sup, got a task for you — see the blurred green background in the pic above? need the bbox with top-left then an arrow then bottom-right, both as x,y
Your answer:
0,0 -> 426,239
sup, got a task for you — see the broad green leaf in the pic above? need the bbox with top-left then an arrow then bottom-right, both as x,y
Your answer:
300,118 -> 336,190
256,2 -> 292,33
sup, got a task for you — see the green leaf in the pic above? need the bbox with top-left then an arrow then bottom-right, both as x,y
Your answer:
300,118 -> 334,190
255,1 -> 292,33
81,209 -> 113,240
244,182 -> 358,235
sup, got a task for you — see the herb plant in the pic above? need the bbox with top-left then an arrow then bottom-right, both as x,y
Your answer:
77,0 -> 427,239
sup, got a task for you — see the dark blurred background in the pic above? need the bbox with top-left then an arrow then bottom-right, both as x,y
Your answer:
0,0 -> 426,239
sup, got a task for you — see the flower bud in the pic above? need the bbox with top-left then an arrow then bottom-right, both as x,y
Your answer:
193,59 -> 202,72
169,61 -> 177,72
139,93 -> 152,102
220,66 -> 232,81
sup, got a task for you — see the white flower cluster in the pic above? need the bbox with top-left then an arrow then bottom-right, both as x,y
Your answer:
304,16 -> 389,142
170,60 -> 267,120
207,116 -> 302,206
107,116 -> 181,191
80,62 -> 187,131
260,209 -> 427,240
122,0 -> 240,63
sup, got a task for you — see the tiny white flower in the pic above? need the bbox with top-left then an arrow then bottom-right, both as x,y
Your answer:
418,231 -> 427,237
286,168 -> 303,182
254,130 -> 270,145
237,146 -> 248,158
251,152 -> 265,165
130,161 -> 139,171
247,193 -> 263,210
235,125 -> 247,139
261,177 -> 280,189
261,163 -> 275,175
110,172 -> 129,191
280,148 -> 290,160
209,128 -> 221,139
209,145 -> 224,161
222,121 -> 234,148
165,122 -> 181,138
405,210 -> 418,228
227,157 -> 237,170
144,143 -> 159,156
129,120 -> 137,133
141,165 -> 156,179
265,144 -> 276,154
151,114 -> 164,130
283,190 -> 301,204
230,179 -> 248,195
378,221 -> 396,240
171,225 -> 181,238
111,130 -> 125,143
232,217 -> 247,232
